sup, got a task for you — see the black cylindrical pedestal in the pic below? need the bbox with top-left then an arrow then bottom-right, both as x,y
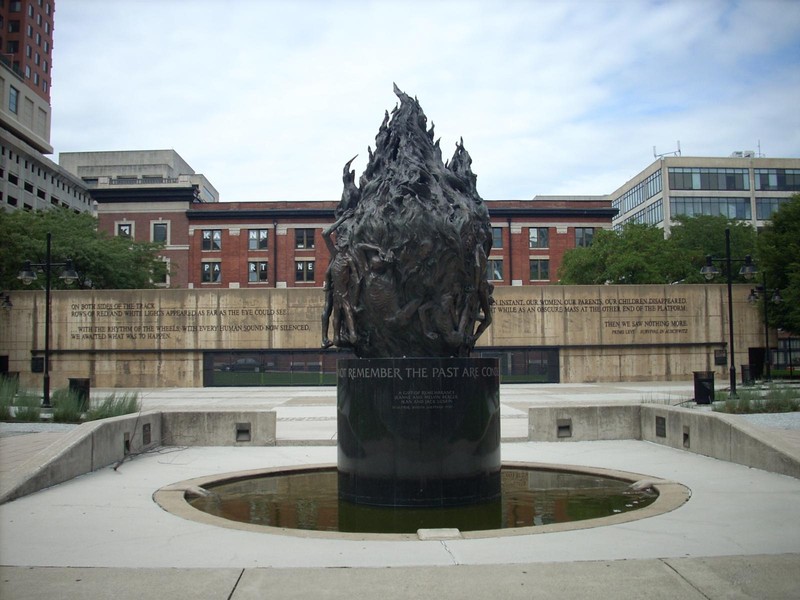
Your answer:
337,357 -> 501,507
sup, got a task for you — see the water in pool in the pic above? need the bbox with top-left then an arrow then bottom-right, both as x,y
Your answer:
189,467 -> 657,534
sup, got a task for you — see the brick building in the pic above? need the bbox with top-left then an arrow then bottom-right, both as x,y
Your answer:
184,197 -> 615,289
183,197 -> 616,290
82,182 -> 616,289
60,149 -> 219,288
58,149 -> 617,289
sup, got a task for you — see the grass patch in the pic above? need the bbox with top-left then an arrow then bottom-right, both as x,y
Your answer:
763,386 -> 800,413
51,388 -> 86,423
639,393 -> 689,406
13,390 -> 42,422
770,369 -> 800,379
714,384 -> 800,414
85,392 -> 141,421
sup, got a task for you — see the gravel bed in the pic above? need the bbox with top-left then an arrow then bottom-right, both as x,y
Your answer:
735,412 -> 800,430
0,422 -> 80,437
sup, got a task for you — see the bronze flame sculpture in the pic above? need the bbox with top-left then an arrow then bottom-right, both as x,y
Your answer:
322,85 -> 493,358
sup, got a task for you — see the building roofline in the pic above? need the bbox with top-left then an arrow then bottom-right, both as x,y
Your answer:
186,205 -> 619,220
90,187 -> 198,203
488,207 -> 619,218
187,208 -> 336,220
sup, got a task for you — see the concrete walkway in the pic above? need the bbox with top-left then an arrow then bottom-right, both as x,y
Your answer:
1,381 -> 799,599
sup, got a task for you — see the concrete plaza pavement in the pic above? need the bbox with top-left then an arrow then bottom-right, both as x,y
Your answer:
1,381 -> 800,598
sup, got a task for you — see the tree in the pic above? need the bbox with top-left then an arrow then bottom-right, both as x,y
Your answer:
0,208 -> 168,290
558,216 -> 759,286
757,194 -> 800,334
558,223 -> 685,284
667,215 -> 758,284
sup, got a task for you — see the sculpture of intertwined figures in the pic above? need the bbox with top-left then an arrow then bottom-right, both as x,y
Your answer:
322,85 -> 493,358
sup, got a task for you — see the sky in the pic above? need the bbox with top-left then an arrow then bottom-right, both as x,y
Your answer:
50,0 -> 800,202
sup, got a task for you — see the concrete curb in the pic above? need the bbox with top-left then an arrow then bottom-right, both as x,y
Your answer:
0,409 -> 276,504
528,403 -> 800,479
3,402 -> 799,506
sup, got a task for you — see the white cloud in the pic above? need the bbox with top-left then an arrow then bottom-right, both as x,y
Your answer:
50,0 -> 800,201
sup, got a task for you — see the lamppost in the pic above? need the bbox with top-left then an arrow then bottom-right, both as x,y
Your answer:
18,232 -> 79,408
700,227 -> 757,397
747,274 -> 782,380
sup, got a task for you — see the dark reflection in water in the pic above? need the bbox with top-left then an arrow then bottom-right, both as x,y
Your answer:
189,468 -> 657,534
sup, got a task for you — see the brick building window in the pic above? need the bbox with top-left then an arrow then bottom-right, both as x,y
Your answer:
487,259 -> 503,281
202,229 -> 222,251
295,260 -> 315,282
492,227 -> 503,249
153,258 -> 169,286
201,262 -> 221,283
295,228 -> 315,249
248,261 -> 269,283
575,227 -> 595,248
248,229 -> 269,250
152,222 -> 168,244
117,223 -> 132,238
9,87 -> 19,114
529,227 -> 549,249
530,259 -> 550,281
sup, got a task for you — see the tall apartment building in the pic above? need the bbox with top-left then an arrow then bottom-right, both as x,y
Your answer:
1,0 -> 91,213
611,154 -> 800,235
0,0 -> 53,103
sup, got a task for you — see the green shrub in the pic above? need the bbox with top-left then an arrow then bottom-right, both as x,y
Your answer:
13,390 -> 42,422
762,384 -> 800,413
51,388 -> 85,423
714,384 -> 800,414
0,376 -> 18,420
715,396 -> 738,414
85,392 -> 140,421
735,391 -> 755,414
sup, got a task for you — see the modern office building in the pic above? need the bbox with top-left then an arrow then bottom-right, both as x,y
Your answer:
611,154 -> 800,234
0,127 -> 90,212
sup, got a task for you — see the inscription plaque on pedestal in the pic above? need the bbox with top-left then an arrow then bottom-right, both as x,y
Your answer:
337,357 -> 501,507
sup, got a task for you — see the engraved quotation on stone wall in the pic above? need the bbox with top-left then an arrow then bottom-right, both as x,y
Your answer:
68,302 -> 309,341
493,296 -> 690,337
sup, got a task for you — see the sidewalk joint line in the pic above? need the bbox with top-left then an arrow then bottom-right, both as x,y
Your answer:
226,568 -> 245,600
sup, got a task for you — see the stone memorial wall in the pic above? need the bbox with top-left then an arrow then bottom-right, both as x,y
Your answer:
0,284 -> 763,388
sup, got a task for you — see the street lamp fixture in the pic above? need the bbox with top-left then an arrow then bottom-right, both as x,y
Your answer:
17,232 -> 79,408
700,227 -> 757,397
